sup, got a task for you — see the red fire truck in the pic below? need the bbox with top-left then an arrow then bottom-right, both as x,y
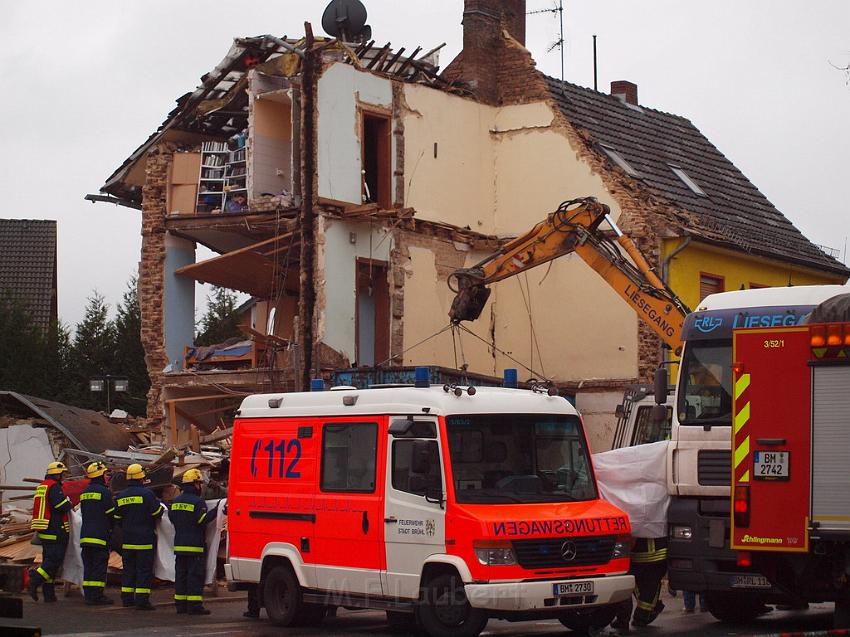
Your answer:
226,376 -> 634,637
730,294 -> 850,626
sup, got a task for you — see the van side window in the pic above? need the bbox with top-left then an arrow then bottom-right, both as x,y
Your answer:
320,423 -> 378,492
392,440 -> 440,495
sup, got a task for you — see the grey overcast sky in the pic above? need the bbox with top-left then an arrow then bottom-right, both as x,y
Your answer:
2,1 -> 848,328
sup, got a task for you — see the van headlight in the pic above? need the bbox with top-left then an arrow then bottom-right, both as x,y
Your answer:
473,541 -> 517,566
612,535 -> 631,559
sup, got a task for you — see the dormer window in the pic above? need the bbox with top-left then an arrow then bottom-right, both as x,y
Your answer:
669,164 -> 707,197
600,144 -> 640,178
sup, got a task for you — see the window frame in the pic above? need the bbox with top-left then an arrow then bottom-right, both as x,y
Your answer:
319,421 -> 379,494
669,164 -> 707,197
600,144 -> 641,178
699,271 -> 725,301
391,438 -> 442,497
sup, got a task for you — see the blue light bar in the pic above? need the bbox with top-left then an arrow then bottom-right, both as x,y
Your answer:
414,366 -> 430,388
503,368 -> 518,388
310,378 -> 325,392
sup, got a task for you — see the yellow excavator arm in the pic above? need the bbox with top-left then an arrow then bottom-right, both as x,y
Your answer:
448,197 -> 690,353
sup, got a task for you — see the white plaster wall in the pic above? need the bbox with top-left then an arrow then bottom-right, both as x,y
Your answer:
401,246 -> 492,371
320,217 -> 393,361
399,89 -> 638,383
317,63 -> 393,205
402,85 -> 497,234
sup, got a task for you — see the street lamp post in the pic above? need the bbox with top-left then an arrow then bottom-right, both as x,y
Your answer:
89,375 -> 129,414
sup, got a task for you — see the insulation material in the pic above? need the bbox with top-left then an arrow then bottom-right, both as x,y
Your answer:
0,425 -> 54,488
593,441 -> 669,538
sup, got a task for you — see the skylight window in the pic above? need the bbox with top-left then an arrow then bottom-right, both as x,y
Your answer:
600,144 -> 640,178
669,165 -> 707,197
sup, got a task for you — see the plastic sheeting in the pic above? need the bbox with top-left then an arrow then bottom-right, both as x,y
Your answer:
62,499 -> 226,586
593,441 -> 670,538
804,293 -> 850,324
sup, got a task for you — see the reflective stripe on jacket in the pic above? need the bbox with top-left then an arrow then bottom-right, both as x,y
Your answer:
80,478 -> 115,546
31,479 -> 71,542
115,481 -> 164,550
169,489 -> 213,554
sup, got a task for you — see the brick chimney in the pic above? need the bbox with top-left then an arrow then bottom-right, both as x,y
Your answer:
449,0 -> 527,104
611,80 -> 638,106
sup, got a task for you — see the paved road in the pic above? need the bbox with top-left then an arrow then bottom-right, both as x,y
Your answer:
0,587 -> 836,636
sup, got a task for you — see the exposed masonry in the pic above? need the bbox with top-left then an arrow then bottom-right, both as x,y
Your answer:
139,144 -> 176,426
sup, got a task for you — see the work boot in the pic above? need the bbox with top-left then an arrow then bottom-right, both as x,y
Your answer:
188,606 -> 211,616
86,596 -> 115,606
27,572 -> 40,602
122,591 -> 135,608
176,601 -> 188,614
42,583 -> 57,603
243,609 -> 260,619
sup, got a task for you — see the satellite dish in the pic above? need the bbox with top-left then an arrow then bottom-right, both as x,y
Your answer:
322,0 -> 370,42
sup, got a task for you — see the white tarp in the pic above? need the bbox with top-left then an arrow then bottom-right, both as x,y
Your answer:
63,498 -> 226,586
593,441 -> 670,538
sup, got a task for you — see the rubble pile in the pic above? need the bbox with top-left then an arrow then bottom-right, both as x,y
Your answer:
0,392 -> 231,584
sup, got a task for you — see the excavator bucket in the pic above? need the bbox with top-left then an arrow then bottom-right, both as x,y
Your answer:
449,285 -> 491,323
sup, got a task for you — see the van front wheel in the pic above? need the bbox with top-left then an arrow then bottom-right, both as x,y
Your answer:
263,566 -> 302,627
416,573 -> 488,637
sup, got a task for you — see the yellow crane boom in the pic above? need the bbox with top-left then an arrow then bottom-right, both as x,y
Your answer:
448,197 -> 690,353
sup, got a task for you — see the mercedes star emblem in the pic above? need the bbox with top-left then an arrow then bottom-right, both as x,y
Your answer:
560,541 -> 577,561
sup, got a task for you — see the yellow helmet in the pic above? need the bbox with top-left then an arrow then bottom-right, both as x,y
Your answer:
126,463 -> 146,480
181,468 -> 203,484
86,462 -> 108,479
46,461 -> 68,476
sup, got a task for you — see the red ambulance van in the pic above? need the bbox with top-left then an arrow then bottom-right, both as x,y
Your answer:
226,379 -> 633,637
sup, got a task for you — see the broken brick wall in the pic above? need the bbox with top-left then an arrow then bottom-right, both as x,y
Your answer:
139,144 -> 175,426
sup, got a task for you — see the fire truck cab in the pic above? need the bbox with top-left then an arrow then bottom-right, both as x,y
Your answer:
226,378 -> 633,637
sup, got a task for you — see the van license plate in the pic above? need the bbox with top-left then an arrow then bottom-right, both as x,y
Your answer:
731,575 -> 771,589
553,581 -> 594,596
753,451 -> 789,480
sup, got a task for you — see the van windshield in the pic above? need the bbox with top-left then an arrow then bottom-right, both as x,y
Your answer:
446,414 -> 596,504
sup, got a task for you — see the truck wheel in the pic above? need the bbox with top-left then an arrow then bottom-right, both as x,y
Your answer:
263,565 -> 302,627
705,591 -> 765,624
558,605 -> 617,633
416,573 -> 488,637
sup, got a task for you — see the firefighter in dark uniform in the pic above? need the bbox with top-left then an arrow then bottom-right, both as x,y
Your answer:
169,468 -> 218,615
114,463 -> 164,610
80,461 -> 115,605
28,461 -> 72,603
613,536 -> 669,631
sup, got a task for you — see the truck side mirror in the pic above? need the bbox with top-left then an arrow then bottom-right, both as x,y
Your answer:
654,367 -> 668,405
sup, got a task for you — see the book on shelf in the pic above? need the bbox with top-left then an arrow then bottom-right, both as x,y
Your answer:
201,141 -> 229,152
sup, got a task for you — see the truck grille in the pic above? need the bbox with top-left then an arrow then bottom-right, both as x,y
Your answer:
512,535 -> 615,569
698,450 -> 731,486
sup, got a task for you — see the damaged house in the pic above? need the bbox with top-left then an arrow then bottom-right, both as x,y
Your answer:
98,0 -> 847,450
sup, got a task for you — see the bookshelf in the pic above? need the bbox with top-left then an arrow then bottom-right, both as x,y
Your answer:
196,141 -> 229,213
224,146 -> 248,213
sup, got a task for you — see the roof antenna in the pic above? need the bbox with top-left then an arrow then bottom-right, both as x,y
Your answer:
593,35 -> 598,91
528,0 -> 565,81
